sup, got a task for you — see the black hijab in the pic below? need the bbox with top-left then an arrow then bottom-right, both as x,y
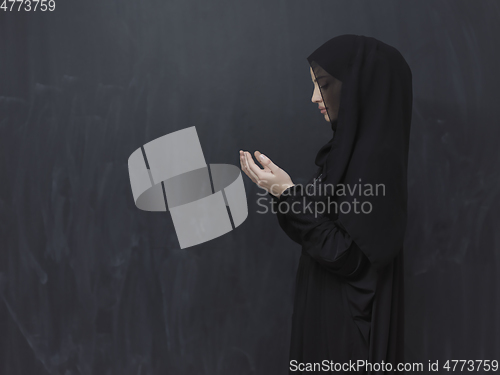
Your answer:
307,34 -> 413,271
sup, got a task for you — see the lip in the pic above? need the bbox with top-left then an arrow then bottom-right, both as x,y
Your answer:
320,108 -> 327,113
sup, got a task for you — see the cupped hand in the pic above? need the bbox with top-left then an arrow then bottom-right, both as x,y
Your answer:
239,150 -> 294,198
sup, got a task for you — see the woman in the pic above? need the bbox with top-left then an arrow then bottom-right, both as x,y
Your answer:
240,34 -> 412,374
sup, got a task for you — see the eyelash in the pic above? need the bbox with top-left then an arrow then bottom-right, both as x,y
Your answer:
313,82 -> 328,89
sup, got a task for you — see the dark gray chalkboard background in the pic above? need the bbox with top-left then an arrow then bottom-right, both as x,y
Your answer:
1,1 -> 499,374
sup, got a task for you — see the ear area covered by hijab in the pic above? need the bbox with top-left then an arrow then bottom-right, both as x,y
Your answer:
306,34 -> 413,271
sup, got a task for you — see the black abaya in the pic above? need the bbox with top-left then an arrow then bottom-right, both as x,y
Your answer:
268,34 -> 412,374
270,171 -> 404,374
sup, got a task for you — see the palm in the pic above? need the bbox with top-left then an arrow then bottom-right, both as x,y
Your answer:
239,148 -> 294,197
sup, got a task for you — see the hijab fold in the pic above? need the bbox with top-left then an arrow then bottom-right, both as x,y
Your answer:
307,34 -> 413,271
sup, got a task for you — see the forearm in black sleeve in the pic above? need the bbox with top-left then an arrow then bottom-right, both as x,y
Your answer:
268,190 -> 302,245
270,185 -> 369,279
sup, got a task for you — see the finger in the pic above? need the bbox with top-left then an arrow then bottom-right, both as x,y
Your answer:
244,151 -> 265,181
244,152 -> 261,182
244,152 -> 262,184
254,151 -> 280,173
254,150 -> 272,172
239,152 -> 248,176
239,151 -> 250,177
240,150 -> 258,183
239,150 -> 252,180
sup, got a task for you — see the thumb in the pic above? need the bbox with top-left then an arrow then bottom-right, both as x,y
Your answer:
255,151 -> 279,173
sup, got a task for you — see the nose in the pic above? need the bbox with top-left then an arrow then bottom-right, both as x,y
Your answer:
311,85 -> 322,104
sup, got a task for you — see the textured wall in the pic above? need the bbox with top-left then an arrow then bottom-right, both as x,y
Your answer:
0,0 -> 499,374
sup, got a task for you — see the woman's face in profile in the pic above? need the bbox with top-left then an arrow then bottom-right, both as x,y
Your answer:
309,66 -> 342,124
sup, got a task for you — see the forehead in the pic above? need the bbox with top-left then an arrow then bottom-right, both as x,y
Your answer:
309,67 -> 316,80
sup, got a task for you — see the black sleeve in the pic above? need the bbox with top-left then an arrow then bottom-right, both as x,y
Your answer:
269,185 -> 369,279
268,190 -> 302,245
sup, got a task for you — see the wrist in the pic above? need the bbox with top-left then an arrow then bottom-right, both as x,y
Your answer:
277,183 -> 295,199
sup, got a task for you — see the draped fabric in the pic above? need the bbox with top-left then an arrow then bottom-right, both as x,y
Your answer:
268,34 -> 412,374
308,34 -> 413,271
